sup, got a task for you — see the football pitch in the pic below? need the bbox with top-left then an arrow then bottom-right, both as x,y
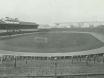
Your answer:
0,32 -> 104,53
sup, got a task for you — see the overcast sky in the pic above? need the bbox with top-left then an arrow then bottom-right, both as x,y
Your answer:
0,0 -> 104,24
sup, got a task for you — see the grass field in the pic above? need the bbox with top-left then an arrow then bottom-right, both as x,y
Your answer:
0,32 -> 103,53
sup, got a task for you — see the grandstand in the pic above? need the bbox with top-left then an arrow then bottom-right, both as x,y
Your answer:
0,17 -> 39,36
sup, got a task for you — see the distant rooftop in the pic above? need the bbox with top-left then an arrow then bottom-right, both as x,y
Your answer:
0,17 -> 38,25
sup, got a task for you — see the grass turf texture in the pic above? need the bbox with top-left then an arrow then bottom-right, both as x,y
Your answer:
0,32 -> 104,53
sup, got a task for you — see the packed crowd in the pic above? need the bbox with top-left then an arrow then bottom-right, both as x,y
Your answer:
0,53 -> 104,76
